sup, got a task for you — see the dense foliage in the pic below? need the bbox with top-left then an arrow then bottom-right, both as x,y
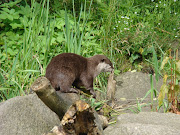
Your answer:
0,0 -> 179,102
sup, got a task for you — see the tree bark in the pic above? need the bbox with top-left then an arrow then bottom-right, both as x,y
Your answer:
44,100 -> 107,135
106,71 -> 116,105
30,77 -> 80,120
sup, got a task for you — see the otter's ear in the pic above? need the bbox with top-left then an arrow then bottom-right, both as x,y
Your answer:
101,59 -> 105,62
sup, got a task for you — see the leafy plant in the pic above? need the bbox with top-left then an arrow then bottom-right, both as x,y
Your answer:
0,0 -> 54,101
62,0 -> 94,55
128,74 -> 158,113
0,0 -> 106,101
128,98 -> 151,114
158,49 -> 180,114
100,0 -> 179,70
0,0 -> 179,102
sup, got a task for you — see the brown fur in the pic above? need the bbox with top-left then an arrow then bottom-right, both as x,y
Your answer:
45,53 -> 113,97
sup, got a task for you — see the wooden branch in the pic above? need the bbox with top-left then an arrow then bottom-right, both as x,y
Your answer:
106,71 -> 116,105
30,77 -> 80,120
44,100 -> 107,135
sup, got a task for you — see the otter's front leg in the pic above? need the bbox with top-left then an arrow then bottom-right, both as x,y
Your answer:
81,77 -> 96,98
83,79 -> 96,98
88,87 -> 96,98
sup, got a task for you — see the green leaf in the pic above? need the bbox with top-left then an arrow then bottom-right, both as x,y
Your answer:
174,85 -> 180,92
160,57 -> 169,70
0,12 -> 8,19
55,18 -> 64,29
0,0 -> 21,8
12,12 -> 20,19
152,46 -> 159,82
20,16 -> 29,26
7,48 -> 17,56
6,13 -> 13,21
9,52 -> 19,79
20,70 -> 40,73
56,33 -> 65,43
19,5 -> 31,17
130,54 -> 139,63
90,97 -> 95,107
0,22 -> 5,27
10,23 -> 23,29
175,60 -> 180,80
114,69 -> 120,75
158,74 -> 168,106
158,84 -> 169,106
1,8 -> 10,12
8,9 -> 15,14
0,72 -> 4,84
0,87 -> 10,91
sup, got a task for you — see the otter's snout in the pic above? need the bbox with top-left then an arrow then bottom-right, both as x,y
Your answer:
103,63 -> 113,72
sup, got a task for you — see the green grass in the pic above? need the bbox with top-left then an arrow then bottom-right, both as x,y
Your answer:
0,0 -> 179,102
100,0 -> 179,70
0,0 -> 102,101
0,0 -> 53,101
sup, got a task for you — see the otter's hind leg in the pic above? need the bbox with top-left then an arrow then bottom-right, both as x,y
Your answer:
56,72 -> 79,94
60,81 -> 79,93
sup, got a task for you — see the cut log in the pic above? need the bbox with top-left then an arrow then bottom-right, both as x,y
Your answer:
44,100 -> 107,135
31,77 -> 108,135
30,77 -> 80,119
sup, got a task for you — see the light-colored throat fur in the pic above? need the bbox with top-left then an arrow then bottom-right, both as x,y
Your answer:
93,62 -> 113,78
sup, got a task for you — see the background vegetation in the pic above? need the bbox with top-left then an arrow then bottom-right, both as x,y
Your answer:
0,0 -> 179,110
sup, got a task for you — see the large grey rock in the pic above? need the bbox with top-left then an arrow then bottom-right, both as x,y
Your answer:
115,72 -> 163,113
104,112 -> 180,135
171,40 -> 180,58
0,94 -> 60,135
115,72 -> 162,99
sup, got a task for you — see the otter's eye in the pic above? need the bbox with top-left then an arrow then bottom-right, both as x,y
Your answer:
101,59 -> 105,62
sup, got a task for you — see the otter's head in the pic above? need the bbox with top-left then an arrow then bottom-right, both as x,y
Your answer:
90,55 -> 113,78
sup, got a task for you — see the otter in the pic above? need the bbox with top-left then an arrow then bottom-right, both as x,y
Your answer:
45,53 -> 113,98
